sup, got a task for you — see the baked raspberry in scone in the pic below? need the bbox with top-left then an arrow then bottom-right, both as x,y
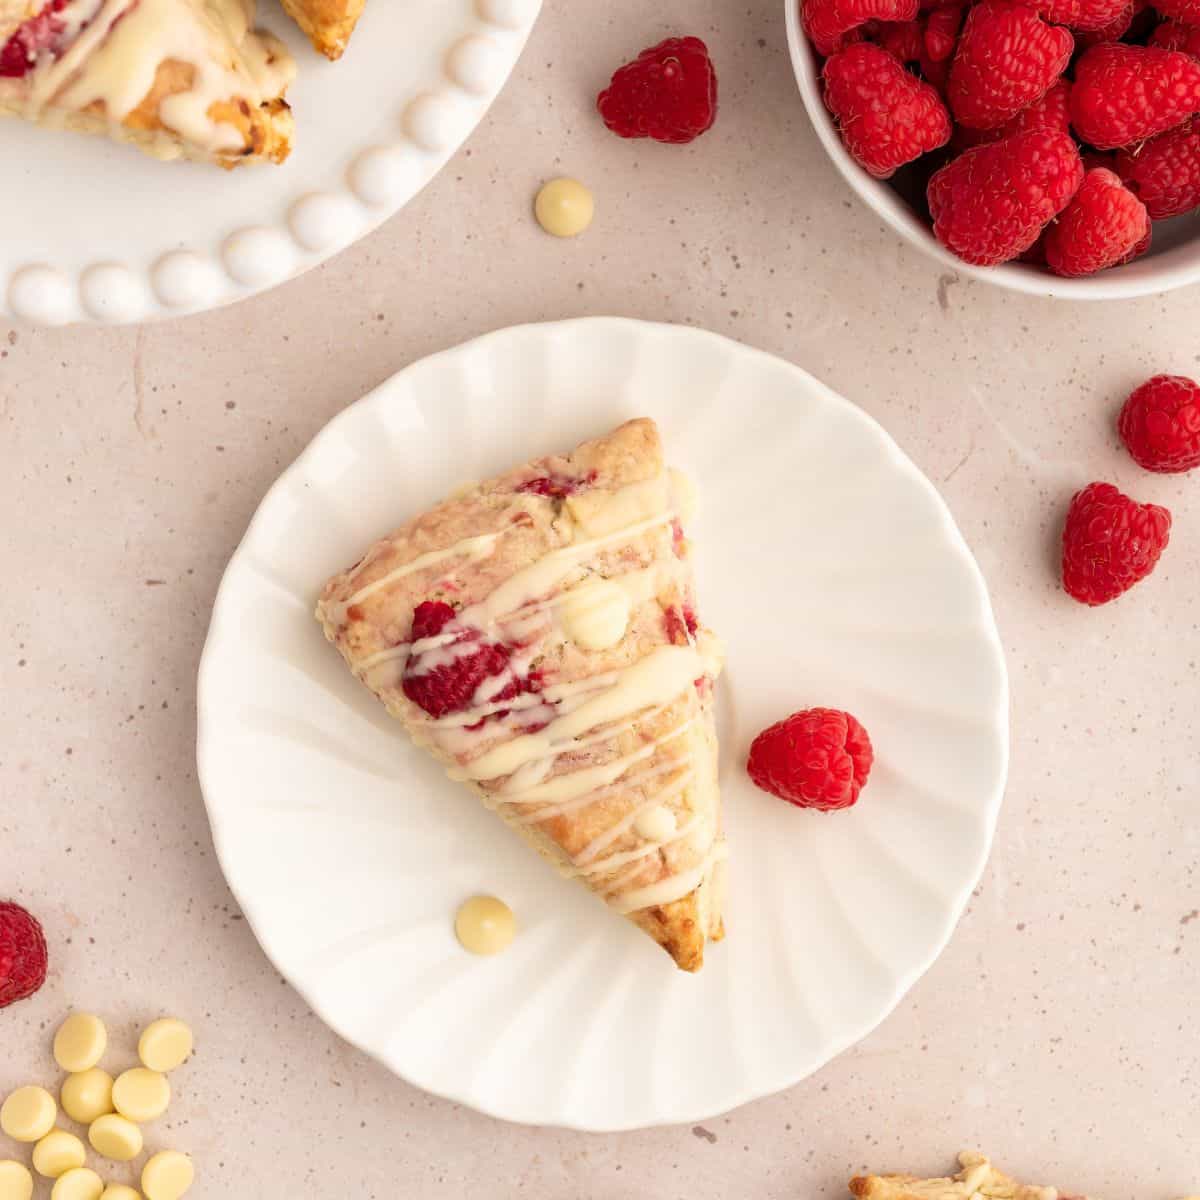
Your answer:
851,1151 -> 1066,1200
316,419 -> 727,972
0,0 -> 295,166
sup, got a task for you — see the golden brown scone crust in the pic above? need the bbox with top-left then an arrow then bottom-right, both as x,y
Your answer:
851,1152 -> 1061,1200
280,0 -> 365,59
113,58 -> 293,165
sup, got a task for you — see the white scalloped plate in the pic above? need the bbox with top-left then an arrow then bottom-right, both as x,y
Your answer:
197,318 -> 1009,1131
1,0 -> 540,325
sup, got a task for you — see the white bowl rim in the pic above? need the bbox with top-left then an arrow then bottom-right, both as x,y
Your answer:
784,0 -> 1200,300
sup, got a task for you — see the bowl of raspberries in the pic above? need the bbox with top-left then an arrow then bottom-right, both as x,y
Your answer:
785,0 -> 1200,294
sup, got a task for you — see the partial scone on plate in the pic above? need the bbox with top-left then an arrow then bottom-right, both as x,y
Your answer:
279,0 -> 364,60
0,0 -> 295,165
852,1152 -> 1065,1200
316,418 -> 728,972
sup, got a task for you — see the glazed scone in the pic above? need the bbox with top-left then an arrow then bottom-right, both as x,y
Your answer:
279,0 -> 363,59
316,419 -> 727,972
852,1152 -> 1063,1200
0,0 -> 295,166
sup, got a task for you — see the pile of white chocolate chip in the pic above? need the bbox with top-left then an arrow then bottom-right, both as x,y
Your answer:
0,1014 -> 194,1200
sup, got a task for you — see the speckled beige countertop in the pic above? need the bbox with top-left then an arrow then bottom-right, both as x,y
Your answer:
2,1 -> 1198,1197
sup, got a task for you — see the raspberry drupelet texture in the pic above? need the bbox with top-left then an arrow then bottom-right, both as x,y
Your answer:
952,77 -> 1071,148
1149,0 -> 1200,27
597,36 -> 718,144
927,129 -> 1083,265
947,1 -> 1073,130
1037,0 -> 1130,31
747,708 -> 875,812
1149,18 -> 1200,56
402,600 -> 521,719
0,901 -> 48,1009
823,42 -> 952,178
1061,482 -> 1171,605
803,0 -> 920,55
1070,43 -> 1200,149
1043,167 -> 1150,276
1116,118 -> 1200,219
1118,375 -> 1200,473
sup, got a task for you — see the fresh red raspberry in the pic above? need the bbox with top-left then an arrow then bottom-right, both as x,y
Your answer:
1071,44 -> 1200,149
0,0 -> 70,77
823,42 -> 952,177
746,708 -> 874,812
1149,18 -> 1200,56
1037,0 -> 1129,30
927,129 -> 1083,264
1061,482 -> 1171,605
402,600 -> 518,718
947,2 -> 1073,130
803,0 -> 920,56
597,37 -> 717,144
871,17 -> 925,61
0,901 -> 48,1009
953,76 -> 1071,147
1150,0 -> 1200,27
1118,375 -> 1200,473
1116,117 -> 1200,218
923,5 -> 965,60
1043,167 -> 1150,276
1074,0 -> 1141,45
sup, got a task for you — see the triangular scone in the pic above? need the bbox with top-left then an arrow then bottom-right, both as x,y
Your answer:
316,419 -> 727,972
0,0 -> 295,166
852,1153 -> 1065,1200
279,0 -> 362,60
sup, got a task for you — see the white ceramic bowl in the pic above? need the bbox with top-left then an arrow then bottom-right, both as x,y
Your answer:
785,0 -> 1200,299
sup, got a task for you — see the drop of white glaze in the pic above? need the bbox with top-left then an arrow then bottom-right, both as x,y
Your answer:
446,35 -> 503,94
476,0 -> 539,29
349,146 -> 416,208
79,264 -> 145,323
222,227 -> 296,287
7,265 -> 74,325
403,92 -> 464,152
288,192 -> 360,252
151,251 -> 222,310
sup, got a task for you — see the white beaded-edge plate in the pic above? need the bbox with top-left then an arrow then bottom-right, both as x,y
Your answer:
196,318 -> 1009,1131
1,0 -> 541,325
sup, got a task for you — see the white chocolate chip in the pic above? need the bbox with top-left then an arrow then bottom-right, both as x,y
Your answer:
634,804 -> 678,842
89,1114 -> 143,1162
0,1160 -> 34,1200
61,1070 -> 115,1125
1,1086 -> 57,1143
32,1130 -> 86,1179
50,1168 -> 104,1200
534,178 -> 595,238
454,896 -> 516,956
138,1020 -> 193,1073
558,579 -> 631,651
141,1151 -> 194,1200
53,1014 -> 108,1074
111,1070 -> 170,1123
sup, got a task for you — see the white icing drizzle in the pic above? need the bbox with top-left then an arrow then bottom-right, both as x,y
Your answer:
610,842 -> 729,915
9,0 -> 295,156
340,532 -> 501,614
336,468 -> 723,920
